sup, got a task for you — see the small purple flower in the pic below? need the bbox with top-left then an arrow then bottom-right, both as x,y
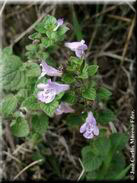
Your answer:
80,112 -> 99,139
37,79 -> 70,104
55,102 -> 74,115
53,18 -> 64,31
64,40 -> 88,58
39,61 -> 62,79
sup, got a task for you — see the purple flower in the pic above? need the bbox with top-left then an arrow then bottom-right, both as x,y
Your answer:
37,79 -> 70,103
53,18 -> 64,31
55,102 -> 74,115
64,40 -> 88,58
39,61 -> 62,79
80,112 -> 99,139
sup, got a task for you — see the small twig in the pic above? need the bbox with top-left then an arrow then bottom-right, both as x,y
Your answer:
98,52 -> 134,62
0,0 -> 7,16
107,15 -> 131,23
4,122 -> 15,151
77,158 -> 85,181
13,159 -> 43,180
92,5 -> 117,18
121,16 -> 135,64
3,151 -> 22,164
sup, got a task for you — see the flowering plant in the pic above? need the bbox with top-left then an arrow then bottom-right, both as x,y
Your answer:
0,15 -> 129,180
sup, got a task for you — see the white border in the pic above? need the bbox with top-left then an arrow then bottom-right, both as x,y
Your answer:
0,0 -> 136,3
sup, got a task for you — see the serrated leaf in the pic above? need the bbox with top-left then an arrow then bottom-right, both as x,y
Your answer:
88,65 -> 99,76
81,146 -> 103,172
11,117 -> 29,137
26,63 -> 41,77
41,39 -> 54,48
57,25 -> 69,36
40,99 -> 59,117
82,87 -> 96,100
110,133 -> 129,152
62,73 -> 76,84
97,109 -> 116,124
21,96 -> 39,110
29,32 -> 41,40
0,95 -> 17,116
62,91 -> 76,104
67,56 -> 83,72
90,136 -> 111,158
15,71 -> 28,90
32,114 -> 48,134
97,87 -> 112,101
0,48 -> 27,91
4,71 -> 21,91
106,151 -> 127,179
16,89 -> 29,102
79,63 -> 89,79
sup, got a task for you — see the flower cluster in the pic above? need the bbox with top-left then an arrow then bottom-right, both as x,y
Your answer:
36,17 -> 99,139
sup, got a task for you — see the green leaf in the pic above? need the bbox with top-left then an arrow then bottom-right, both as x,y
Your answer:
32,114 -> 48,134
114,165 -> 131,180
62,73 -> 76,84
97,109 -> 116,124
67,56 -> 83,72
106,152 -> 127,179
72,8 -> 83,40
88,65 -> 99,77
66,114 -> 83,128
26,62 -> 41,77
62,91 -> 76,104
81,146 -> 103,172
86,171 -> 98,180
90,136 -> 111,158
29,32 -> 41,40
79,63 -> 88,79
21,96 -> 39,110
35,16 -> 57,33
16,89 -> 29,102
97,87 -> 112,101
35,22 -> 46,34
11,117 -> 29,137
40,99 -> 59,117
41,39 -> 54,48
82,87 -> 96,100
32,151 -> 45,164
0,48 -> 28,91
0,95 -> 17,116
110,133 -> 129,152
57,25 -> 69,36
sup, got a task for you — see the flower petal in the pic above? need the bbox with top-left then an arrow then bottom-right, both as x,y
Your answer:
50,81 -> 70,94
83,131 -> 94,139
86,112 -> 96,125
80,122 -> 87,133
93,126 -> 99,136
40,61 -> 62,77
55,102 -> 74,115
37,90 -> 56,104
